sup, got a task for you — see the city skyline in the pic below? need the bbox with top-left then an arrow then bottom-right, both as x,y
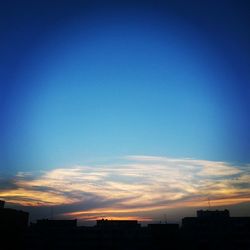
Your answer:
1,155 -> 250,224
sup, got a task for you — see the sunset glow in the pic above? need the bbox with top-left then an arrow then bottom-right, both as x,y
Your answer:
0,156 -> 249,221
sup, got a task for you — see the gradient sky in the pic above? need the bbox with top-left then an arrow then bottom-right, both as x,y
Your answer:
0,0 -> 250,224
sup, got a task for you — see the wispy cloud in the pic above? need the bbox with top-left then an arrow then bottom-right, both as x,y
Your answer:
0,155 -> 249,221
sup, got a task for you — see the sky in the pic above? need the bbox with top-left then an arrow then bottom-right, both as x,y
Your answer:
0,0 -> 250,224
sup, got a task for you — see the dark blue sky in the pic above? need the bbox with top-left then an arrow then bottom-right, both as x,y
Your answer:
1,0 -> 249,173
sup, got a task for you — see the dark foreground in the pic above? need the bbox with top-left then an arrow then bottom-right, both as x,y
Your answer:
1,203 -> 250,250
2,218 -> 250,250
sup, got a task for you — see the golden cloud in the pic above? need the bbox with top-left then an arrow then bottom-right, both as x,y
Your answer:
0,155 -> 249,221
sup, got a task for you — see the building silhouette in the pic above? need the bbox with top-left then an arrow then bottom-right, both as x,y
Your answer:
32,219 -> 77,229
0,200 -> 29,250
96,219 -> 140,229
181,209 -> 250,250
0,200 -> 5,208
1,201 -> 250,250
197,209 -> 230,218
182,209 -> 231,231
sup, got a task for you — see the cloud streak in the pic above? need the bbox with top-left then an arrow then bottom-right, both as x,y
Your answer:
0,155 -> 249,221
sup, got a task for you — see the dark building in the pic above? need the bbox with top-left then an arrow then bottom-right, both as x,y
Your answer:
197,209 -> 230,218
0,200 -> 29,250
148,223 -> 179,234
0,200 -> 29,230
27,219 -> 143,250
148,223 -> 180,250
27,219 -> 78,250
32,219 -> 77,229
96,219 -> 140,229
181,209 -> 250,250
94,219 -> 146,249
182,209 -> 231,231
230,217 -> 250,232
0,200 -> 5,208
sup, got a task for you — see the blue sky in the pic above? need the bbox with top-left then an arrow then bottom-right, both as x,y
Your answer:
0,0 -> 249,222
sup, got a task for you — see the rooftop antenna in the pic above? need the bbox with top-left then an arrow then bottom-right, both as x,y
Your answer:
208,197 -> 211,209
51,206 -> 54,220
164,214 -> 167,224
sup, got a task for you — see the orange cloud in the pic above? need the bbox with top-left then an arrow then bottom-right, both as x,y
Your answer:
0,155 -> 249,220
